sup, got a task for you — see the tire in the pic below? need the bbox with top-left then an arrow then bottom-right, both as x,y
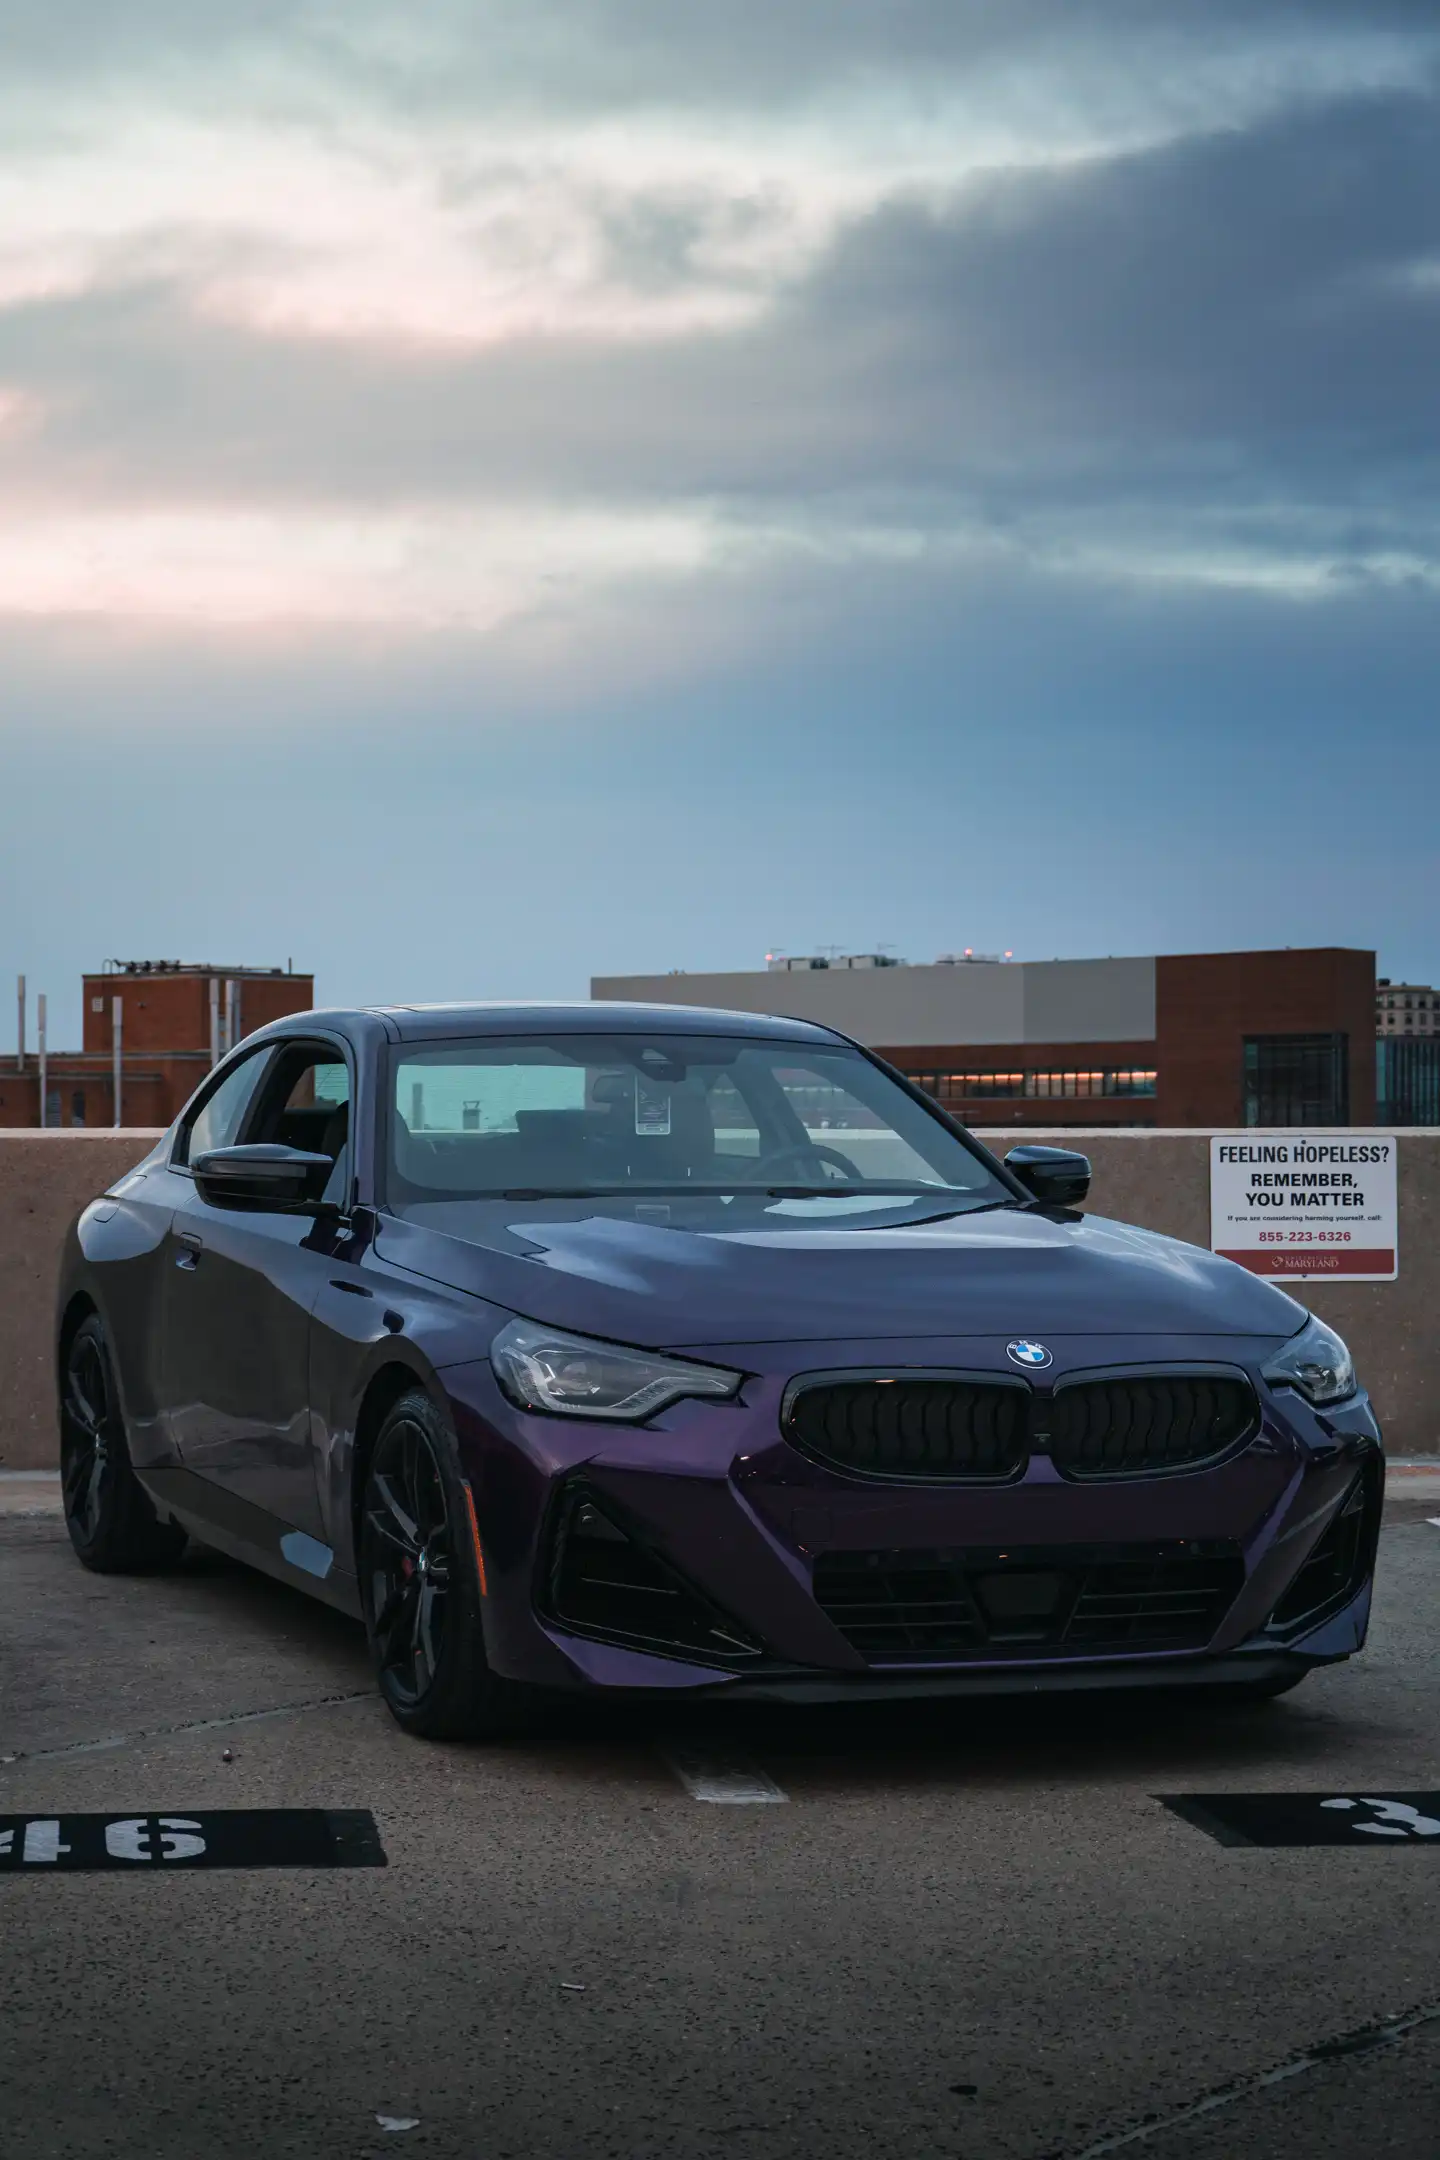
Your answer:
358,1389 -> 534,1741
60,1314 -> 188,1573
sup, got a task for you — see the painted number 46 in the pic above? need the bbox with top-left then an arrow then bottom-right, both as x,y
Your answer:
1322,1797 -> 1440,1838
0,1817 -> 207,1862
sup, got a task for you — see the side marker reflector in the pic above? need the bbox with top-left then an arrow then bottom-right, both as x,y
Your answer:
462,1483 -> 487,1596
279,1530 -> 334,1579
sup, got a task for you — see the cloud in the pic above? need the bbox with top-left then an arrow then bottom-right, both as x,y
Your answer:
2,0 -> 1434,335
2,0 -> 1437,1051
2,0 -> 1434,111
0,4 -> 1434,675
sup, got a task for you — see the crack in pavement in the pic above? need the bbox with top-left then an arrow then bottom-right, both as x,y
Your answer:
0,1689 -> 379,1768
1038,1993 -> 1440,2157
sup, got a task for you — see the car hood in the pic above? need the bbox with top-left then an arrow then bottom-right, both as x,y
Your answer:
373,1201 -> 1306,1349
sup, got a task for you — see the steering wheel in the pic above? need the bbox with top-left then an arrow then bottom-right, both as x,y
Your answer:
750,1141 -> 863,1184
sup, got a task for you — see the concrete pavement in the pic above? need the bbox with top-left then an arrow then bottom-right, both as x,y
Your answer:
1,1494 -> 1437,2159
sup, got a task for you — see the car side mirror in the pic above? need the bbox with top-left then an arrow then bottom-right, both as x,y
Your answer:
191,1144 -> 335,1212
1005,1145 -> 1091,1207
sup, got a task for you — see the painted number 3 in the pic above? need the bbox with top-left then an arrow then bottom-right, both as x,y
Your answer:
1322,1797 -> 1440,1838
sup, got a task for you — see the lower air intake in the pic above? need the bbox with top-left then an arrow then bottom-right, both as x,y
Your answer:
1268,1457 -> 1382,1634
544,1489 -> 762,1665
813,1542 -> 1244,1662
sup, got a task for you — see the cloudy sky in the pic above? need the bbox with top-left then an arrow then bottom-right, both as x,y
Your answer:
2,0 -> 1437,1044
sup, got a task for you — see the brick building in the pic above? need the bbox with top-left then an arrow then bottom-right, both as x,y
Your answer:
593,947 -> 1381,1129
0,962 -> 313,1128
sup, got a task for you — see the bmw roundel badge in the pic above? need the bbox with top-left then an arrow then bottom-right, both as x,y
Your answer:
1006,1339 -> 1053,1371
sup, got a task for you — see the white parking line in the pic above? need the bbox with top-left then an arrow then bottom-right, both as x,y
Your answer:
662,1746 -> 789,1804
1428,1518 -> 1440,1530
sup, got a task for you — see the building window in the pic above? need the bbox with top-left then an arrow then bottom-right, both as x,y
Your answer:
1378,1037 -> 1440,1127
70,1091 -> 87,1126
908,1068 -> 1158,1104
1242,1033 -> 1349,1127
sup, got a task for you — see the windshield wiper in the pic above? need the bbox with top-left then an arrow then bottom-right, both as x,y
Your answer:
486,1182 -> 995,1202
760,1183 -> 981,1199
499,1188 -> 604,1200
494,1184 -> 758,1199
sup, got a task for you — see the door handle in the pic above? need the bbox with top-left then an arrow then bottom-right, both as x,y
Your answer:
175,1231 -> 203,1271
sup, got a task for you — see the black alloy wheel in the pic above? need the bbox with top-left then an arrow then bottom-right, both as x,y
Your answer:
62,1324 -> 112,1544
364,1414 -> 454,1708
358,1389 -> 533,1741
60,1314 -> 187,1572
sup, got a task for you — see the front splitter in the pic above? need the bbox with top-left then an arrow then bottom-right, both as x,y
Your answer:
699,1649 -> 1332,1705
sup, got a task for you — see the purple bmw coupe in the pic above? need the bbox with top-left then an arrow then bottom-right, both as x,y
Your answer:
57,1002 -> 1381,1738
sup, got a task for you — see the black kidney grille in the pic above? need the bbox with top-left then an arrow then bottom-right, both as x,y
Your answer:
813,1543 -> 1244,1661
786,1378 -> 1028,1481
1045,1375 -> 1259,1478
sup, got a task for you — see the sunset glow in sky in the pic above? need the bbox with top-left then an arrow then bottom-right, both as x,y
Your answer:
3,1 -> 1437,1038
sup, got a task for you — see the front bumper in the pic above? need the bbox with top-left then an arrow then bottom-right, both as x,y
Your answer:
440,1330 -> 1382,1700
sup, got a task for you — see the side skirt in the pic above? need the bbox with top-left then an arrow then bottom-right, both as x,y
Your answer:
140,1464 -> 364,1620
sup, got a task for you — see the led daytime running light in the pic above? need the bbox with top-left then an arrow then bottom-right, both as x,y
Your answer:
491,1318 -> 742,1422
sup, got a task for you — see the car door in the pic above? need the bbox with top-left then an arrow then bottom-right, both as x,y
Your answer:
162,1036 -> 353,1540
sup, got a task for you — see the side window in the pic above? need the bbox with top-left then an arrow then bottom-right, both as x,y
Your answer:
249,1045 -> 353,1205
177,1050 -> 273,1167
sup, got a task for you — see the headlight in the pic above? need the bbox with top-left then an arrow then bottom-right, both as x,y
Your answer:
1262,1314 -> 1356,1407
490,1318 -> 743,1422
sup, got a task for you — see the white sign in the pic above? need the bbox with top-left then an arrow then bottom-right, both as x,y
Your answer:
1210,1135 -> 1397,1281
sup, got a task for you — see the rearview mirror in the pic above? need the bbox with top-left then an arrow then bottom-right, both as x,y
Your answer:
1005,1145 -> 1091,1207
191,1143 -> 335,1211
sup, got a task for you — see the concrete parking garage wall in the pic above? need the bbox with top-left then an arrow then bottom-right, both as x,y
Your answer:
1,1127 -> 1435,1469
1,1132 -> 164,1470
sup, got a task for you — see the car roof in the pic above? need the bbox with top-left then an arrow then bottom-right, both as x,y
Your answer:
283,1000 -> 847,1047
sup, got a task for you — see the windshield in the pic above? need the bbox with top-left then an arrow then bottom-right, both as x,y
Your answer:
385,1032 -> 1011,1213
